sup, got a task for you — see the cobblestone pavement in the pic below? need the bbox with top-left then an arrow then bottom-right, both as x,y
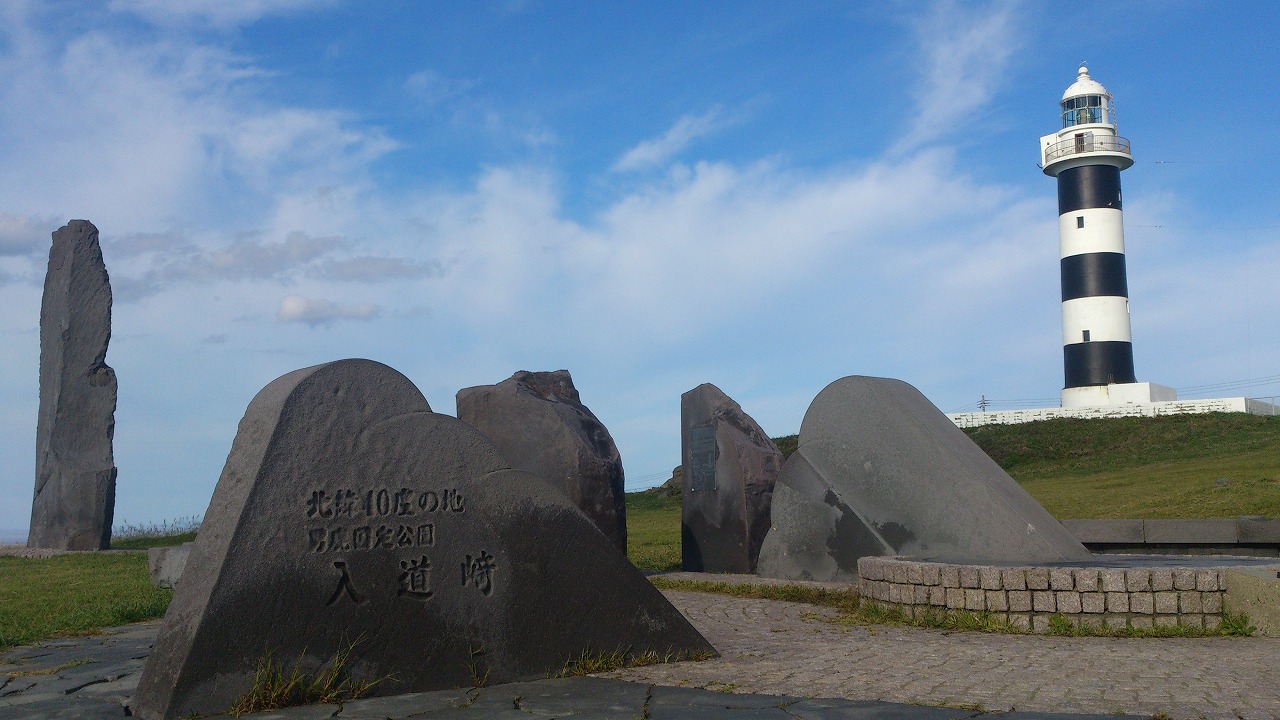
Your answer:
3,587 -> 1278,719
606,590 -> 1280,720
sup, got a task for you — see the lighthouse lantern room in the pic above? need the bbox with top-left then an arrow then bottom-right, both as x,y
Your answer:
1040,66 -> 1174,409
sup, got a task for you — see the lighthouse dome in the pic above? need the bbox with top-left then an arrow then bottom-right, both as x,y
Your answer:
1061,65 -> 1109,101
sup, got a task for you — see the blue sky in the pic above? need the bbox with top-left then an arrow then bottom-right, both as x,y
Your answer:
1,0 -> 1278,537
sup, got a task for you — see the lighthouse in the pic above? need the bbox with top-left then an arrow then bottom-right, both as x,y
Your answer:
1040,66 -> 1171,409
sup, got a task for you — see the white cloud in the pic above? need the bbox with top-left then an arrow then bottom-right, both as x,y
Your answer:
109,0 -> 336,27
891,0 -> 1023,154
0,19 -> 394,234
0,212 -> 54,257
613,108 -> 728,172
316,256 -> 446,282
404,69 -> 475,106
277,295 -> 380,326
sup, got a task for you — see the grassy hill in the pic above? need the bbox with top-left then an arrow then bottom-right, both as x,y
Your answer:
749,413 -> 1279,516
632,412 -> 1280,570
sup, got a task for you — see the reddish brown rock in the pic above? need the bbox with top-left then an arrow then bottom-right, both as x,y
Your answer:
680,383 -> 780,573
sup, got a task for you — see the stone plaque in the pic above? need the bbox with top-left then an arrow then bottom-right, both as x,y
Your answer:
687,423 -> 717,492
132,360 -> 713,720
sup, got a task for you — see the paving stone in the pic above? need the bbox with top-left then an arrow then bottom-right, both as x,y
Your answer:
1130,592 -> 1154,615
964,589 -> 985,611
1072,569 -> 1099,593
1026,568 -> 1050,590
1049,569 -> 1074,591
1100,570 -> 1126,593
1179,614 -> 1204,629
1196,570 -> 1220,591
907,564 -> 924,585
946,588 -> 965,609
1080,592 -> 1105,613
921,564 -> 941,586
959,566 -> 980,588
1055,591 -> 1081,614
979,567 -> 1002,590
941,566 -> 960,588
1154,615 -> 1178,628
1105,592 -> 1129,613
1180,591 -> 1203,613
1149,569 -> 1174,592
1008,590 -> 1032,612
1032,591 -> 1055,613
985,590 -> 1008,612
1129,616 -> 1153,629
1203,591 -> 1223,614
1001,568 -> 1027,591
1124,569 -> 1150,592
1153,591 -> 1178,614
1172,569 -> 1196,591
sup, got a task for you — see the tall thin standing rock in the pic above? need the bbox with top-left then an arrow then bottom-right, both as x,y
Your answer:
28,220 -> 117,550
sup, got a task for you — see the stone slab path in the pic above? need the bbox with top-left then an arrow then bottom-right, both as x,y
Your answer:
3,587 -> 1278,719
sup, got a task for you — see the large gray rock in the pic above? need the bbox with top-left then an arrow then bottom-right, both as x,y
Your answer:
28,220 -> 117,551
680,384 -> 780,573
756,376 -> 1091,582
456,370 -> 626,553
147,543 -> 192,589
133,360 -> 710,720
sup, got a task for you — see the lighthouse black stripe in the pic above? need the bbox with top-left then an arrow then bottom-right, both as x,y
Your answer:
1060,252 -> 1129,301
1057,165 -> 1122,214
1064,341 -> 1137,388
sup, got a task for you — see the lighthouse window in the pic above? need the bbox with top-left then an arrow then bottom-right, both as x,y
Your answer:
1077,216 -> 1085,229
1083,330 -> 1091,342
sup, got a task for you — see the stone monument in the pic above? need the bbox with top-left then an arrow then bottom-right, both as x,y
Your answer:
28,220 -> 117,551
133,360 -> 710,720
680,384 -> 780,573
456,370 -> 627,553
756,376 -> 1091,582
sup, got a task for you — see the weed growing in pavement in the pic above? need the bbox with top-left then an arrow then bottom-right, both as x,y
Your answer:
227,639 -> 385,716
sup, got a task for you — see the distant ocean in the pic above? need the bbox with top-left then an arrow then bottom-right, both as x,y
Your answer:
0,529 -> 28,545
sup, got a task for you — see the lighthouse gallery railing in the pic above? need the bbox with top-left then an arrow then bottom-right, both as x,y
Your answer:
1043,135 -> 1131,162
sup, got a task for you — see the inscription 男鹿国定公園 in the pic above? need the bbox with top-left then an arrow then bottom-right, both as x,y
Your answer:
306,486 -> 463,553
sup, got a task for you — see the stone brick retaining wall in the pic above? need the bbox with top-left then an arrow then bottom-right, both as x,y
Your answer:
856,556 -> 1274,633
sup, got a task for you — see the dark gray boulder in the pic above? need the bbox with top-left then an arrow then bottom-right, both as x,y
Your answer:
132,360 -> 710,720
680,384 -> 780,573
28,220 -> 117,551
456,370 -> 626,553
756,376 -> 1091,582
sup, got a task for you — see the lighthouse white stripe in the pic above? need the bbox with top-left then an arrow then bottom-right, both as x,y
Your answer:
1059,208 -> 1125,258
1062,296 -> 1132,344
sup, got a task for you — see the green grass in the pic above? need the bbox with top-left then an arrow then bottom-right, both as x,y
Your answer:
112,531 -> 197,550
0,554 -> 172,651
775,413 -> 1280,519
627,491 -> 682,571
227,640 -> 385,716
962,413 -> 1280,518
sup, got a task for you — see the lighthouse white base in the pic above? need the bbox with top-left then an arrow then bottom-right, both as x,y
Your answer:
948,396 -> 1280,429
1061,382 -> 1177,409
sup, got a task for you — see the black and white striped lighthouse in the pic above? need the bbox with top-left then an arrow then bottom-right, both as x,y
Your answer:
1040,66 -> 1138,408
